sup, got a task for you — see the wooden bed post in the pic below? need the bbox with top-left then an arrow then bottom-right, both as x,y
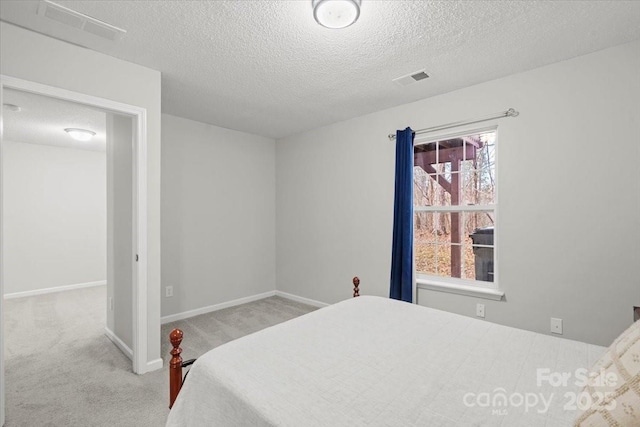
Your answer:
352,276 -> 360,297
169,328 -> 184,409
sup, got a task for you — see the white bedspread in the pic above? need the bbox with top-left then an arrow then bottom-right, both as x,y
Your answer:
166,296 -> 605,427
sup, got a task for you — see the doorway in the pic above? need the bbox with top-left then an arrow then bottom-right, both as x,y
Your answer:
0,76 -> 149,425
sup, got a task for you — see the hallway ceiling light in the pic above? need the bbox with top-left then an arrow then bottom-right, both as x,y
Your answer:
64,128 -> 96,141
313,0 -> 361,29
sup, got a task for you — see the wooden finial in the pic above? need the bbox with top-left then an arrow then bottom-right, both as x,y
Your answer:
170,328 -> 183,352
169,329 -> 184,409
352,276 -> 360,298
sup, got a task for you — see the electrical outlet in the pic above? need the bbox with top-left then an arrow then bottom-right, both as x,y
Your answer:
109,297 -> 113,311
551,318 -> 563,334
476,303 -> 485,318
165,286 -> 173,298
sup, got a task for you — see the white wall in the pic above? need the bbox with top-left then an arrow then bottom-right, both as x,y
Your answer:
161,114 -> 276,318
276,40 -> 640,347
3,141 -> 106,295
0,22 -> 162,369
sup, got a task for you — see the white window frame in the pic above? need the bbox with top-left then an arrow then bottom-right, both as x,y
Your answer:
413,125 -> 504,301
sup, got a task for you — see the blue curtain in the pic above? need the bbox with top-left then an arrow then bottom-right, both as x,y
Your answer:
390,127 -> 414,303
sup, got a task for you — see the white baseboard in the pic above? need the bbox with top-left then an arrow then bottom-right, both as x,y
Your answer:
4,280 -> 106,299
275,291 -> 329,308
145,358 -> 164,373
161,290 -> 277,324
104,327 -> 133,360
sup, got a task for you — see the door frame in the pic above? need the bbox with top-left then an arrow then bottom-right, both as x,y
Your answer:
0,75 -> 149,424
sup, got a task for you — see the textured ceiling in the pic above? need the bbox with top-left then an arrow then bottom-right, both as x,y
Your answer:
3,88 -> 106,152
1,1 -> 639,139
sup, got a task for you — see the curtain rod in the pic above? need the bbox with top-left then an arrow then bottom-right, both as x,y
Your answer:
388,108 -> 519,140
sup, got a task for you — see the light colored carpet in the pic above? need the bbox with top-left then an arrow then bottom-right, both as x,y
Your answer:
3,286 -> 316,426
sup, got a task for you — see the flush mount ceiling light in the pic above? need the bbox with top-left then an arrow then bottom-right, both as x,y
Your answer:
64,128 -> 96,142
313,0 -> 361,29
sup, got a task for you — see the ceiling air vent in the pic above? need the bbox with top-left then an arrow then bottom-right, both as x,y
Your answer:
393,70 -> 430,87
37,0 -> 126,41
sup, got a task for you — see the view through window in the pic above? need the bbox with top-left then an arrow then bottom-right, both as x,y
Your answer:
414,130 -> 496,285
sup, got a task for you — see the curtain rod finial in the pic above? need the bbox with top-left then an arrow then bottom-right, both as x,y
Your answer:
506,108 -> 519,117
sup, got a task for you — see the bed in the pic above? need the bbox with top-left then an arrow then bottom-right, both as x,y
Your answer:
164,280 -> 624,426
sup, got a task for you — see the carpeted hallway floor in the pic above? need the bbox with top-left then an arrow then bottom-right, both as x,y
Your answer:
3,286 -> 316,426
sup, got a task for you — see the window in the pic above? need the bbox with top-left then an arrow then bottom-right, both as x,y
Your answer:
413,129 -> 501,298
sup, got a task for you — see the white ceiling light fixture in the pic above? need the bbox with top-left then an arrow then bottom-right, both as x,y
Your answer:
313,0 -> 361,29
64,128 -> 96,142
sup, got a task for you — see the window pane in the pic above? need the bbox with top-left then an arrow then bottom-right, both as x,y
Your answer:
448,172 -> 461,206
414,212 -> 462,278
435,244 -> 464,278
463,167 -> 496,205
439,181 -> 452,206
415,242 -> 437,275
465,212 -> 494,282
430,173 -> 451,207
413,171 -> 453,207
462,240 -> 476,280
443,162 -> 452,181
413,211 -> 462,244
414,212 -> 437,242
464,211 -> 494,233
413,166 -> 430,207
464,240 -> 494,282
414,212 -> 455,244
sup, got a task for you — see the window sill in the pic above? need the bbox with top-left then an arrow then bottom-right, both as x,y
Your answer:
416,279 -> 504,301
